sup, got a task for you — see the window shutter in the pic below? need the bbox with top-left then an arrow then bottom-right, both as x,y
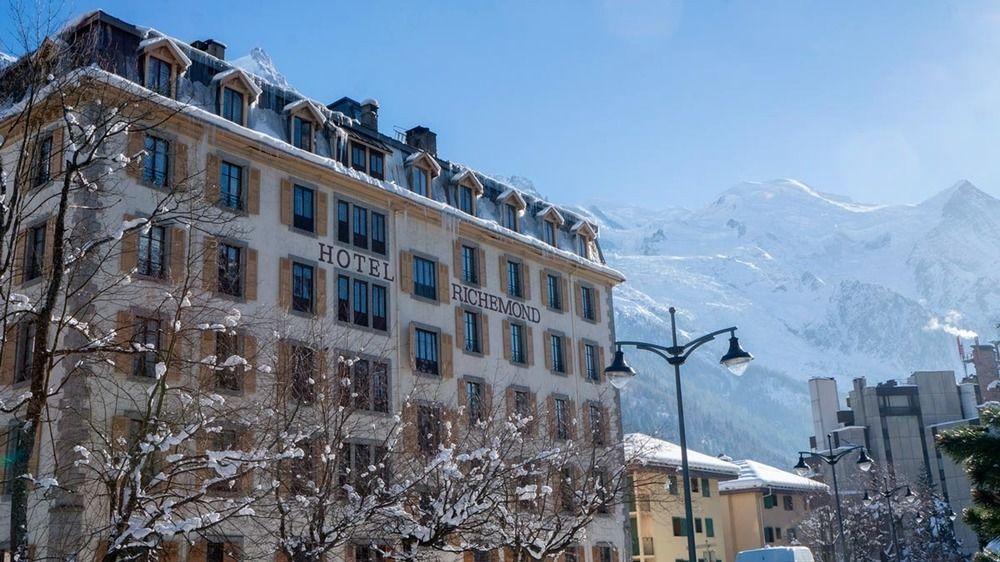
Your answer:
454,308 -> 465,351
594,287 -> 603,323
457,378 -> 468,421
539,271 -> 549,308
316,190 -> 329,237
602,403 -> 612,443
402,403 -> 418,456
564,336 -> 574,376
567,399 -> 577,439
546,395 -> 556,440
12,230 -> 25,285
245,248 -> 258,301
163,321 -> 182,383
42,216 -> 55,278
188,540 -> 207,562
453,240 -> 462,281
543,330 -> 553,371
578,340 -> 586,381
201,236 -> 218,291
247,167 -> 261,214
399,251 -> 413,294
477,247 -> 487,288
504,386 -> 515,418
110,415 -> 130,452
172,141 -> 188,190
50,126 -> 65,178
199,331 -> 215,390
243,333 -> 257,394
559,277 -> 568,311
205,153 -> 220,204
125,130 -> 144,179
525,325 -> 534,367
0,326 -> 16,385
316,266 -> 327,316
114,310 -> 132,374
346,545 -> 358,562
611,546 -> 620,562
168,226 -> 186,281
574,282 -> 583,318
502,319 -> 511,361
441,333 -> 454,379
406,323 -> 418,371
161,541 -> 180,562
278,257 -> 291,310
522,263 -> 531,300
464,552 -> 474,562
279,178 -> 292,226
437,262 -> 450,303
119,214 -> 138,274
498,255 -> 508,294
276,340 -> 289,388
481,315 -> 490,356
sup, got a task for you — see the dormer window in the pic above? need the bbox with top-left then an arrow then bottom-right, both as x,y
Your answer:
293,117 -> 313,152
451,169 -> 484,216
222,87 -> 244,124
284,99 -> 325,153
212,68 -> 261,127
503,204 -> 519,232
146,56 -> 172,97
571,220 -> 599,261
536,205 -> 565,248
405,151 -> 442,199
498,189 -> 527,233
577,236 -> 591,258
544,222 -> 557,246
138,37 -> 191,100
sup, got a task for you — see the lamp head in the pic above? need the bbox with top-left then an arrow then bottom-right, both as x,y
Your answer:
720,333 -> 753,376
857,448 -> 873,472
793,455 -> 811,477
863,491 -> 872,505
605,346 -> 636,390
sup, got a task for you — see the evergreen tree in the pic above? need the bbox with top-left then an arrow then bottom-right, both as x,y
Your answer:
939,404 -> 1000,561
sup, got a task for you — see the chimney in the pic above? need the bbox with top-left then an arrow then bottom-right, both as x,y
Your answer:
405,126 -> 437,156
192,39 -> 227,60
360,98 -> 379,131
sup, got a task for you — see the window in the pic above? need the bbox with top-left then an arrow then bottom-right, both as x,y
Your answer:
292,116 -> 313,151
695,518 -> 703,533
668,475 -> 678,496
584,344 -> 598,383
206,541 -> 225,562
288,439 -> 315,493
472,552 -> 490,562
34,135 -> 52,186
353,279 -> 368,326
413,256 -> 437,300
458,185 -> 474,214
546,274 -> 561,310
353,206 -> 368,248
465,380 -> 484,424
554,398 -> 570,440
597,546 -> 612,562
464,310 -> 480,353
564,548 -> 578,562
701,477 -> 711,497
763,494 -> 776,509
510,323 -> 525,365
371,212 -> 386,255
132,317 -> 161,378
354,544 -> 386,562
222,87 -> 244,124
339,357 -> 390,413
543,221 -> 557,246
13,324 -> 35,384
581,286 -> 596,321
217,243 -> 243,297
146,56 -> 172,97
672,517 -> 687,537
289,345 -> 316,403
351,144 -> 367,171
337,275 -> 350,322
414,328 -> 439,375
219,161 -> 243,210
3,425 -> 31,494
691,477 -> 700,493
417,404 -> 442,453
764,527 -> 775,543
577,236 -> 591,259
137,225 -> 166,279
372,285 -> 387,331
372,361 -> 390,412
642,537 -> 655,555
411,167 -> 429,197
506,260 -> 523,298
776,528 -> 782,540
503,203 -> 519,232
588,403 -> 604,445
705,518 -> 715,538
369,151 -> 384,180
559,468 -> 574,510
550,334 -> 565,373
291,262 -> 314,313
215,332 -> 242,392
783,495 -> 794,510
293,185 -> 315,232
24,224 -> 46,281
337,201 -> 350,243
514,389 -> 531,419
460,245 -> 479,285
142,135 -> 170,187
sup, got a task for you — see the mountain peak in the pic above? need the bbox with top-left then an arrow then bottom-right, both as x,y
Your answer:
712,178 -> 882,213
919,180 -> 997,214
229,47 -> 294,92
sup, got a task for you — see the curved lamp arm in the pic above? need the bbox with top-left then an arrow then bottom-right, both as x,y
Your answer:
616,326 -> 737,364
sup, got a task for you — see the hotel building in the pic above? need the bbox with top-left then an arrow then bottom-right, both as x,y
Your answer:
0,11 -> 626,561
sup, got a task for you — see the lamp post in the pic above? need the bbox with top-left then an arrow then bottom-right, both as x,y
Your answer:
604,307 -> 753,562
863,477 -> 914,562
793,435 -> 873,562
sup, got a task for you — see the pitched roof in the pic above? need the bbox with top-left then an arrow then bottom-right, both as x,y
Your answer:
211,68 -> 263,100
718,459 -> 829,494
625,433 -> 740,477
138,36 -> 192,71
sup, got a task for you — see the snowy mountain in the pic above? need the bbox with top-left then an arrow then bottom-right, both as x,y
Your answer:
0,52 -> 17,69
229,48 -> 295,92
583,179 -> 1000,465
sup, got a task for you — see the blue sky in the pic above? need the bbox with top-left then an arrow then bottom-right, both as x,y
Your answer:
5,0 -> 1000,208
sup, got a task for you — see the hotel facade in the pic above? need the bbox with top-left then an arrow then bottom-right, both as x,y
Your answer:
0,11 -> 627,562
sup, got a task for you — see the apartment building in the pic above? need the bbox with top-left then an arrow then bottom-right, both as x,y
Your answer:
718,460 -> 827,560
625,434 -> 739,562
807,372 -> 980,555
0,10 -> 626,561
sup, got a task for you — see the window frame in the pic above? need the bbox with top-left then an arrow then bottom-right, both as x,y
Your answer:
145,55 -> 173,97
219,160 -> 245,211
463,309 -> 481,354
292,115 -> 314,152
458,185 -> 475,215
412,255 -> 438,301
33,135 -> 52,187
580,285 -> 597,322
411,166 -> 430,197
137,224 -> 167,279
291,261 -> 315,314
506,259 -> 523,299
414,327 -> 440,376
221,87 -> 245,124
217,241 -> 245,298
461,244 -> 479,285
131,315 -> 162,379
142,135 -> 171,188
23,223 -> 46,282
509,321 -> 526,365
549,333 -> 566,374
292,184 -> 316,233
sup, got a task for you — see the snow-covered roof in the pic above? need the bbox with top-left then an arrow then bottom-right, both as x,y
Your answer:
536,205 -> 566,226
498,188 -> 528,210
405,151 -> 442,177
283,98 -> 326,123
211,68 -> 263,100
571,219 -> 598,238
138,36 -> 192,71
450,168 -> 484,195
718,460 -> 828,494
625,433 -> 740,477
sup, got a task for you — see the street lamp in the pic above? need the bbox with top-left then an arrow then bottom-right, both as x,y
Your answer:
605,307 -> 753,562
794,435 -> 873,562
862,478 -> 913,562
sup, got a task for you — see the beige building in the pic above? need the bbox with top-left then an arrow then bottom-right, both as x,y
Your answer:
626,434 -> 740,562
0,10 -> 627,562
719,460 -> 828,560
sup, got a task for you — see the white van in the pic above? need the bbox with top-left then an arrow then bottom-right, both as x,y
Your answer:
734,546 -> 815,562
